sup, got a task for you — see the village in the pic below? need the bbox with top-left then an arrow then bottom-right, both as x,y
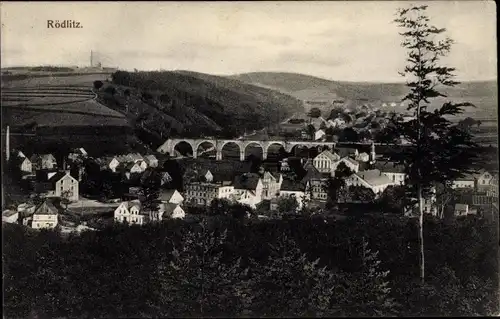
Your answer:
3,119 -> 498,234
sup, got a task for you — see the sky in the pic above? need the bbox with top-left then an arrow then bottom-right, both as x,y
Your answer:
1,1 -> 497,82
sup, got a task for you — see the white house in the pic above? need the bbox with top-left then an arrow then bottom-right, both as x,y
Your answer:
114,200 -> 145,225
279,179 -> 309,210
261,171 -> 283,200
454,203 -> 469,217
346,169 -> 394,195
144,155 -> 159,168
315,129 -> 326,141
474,170 -> 494,188
313,150 -> 340,173
2,210 -> 19,223
355,152 -> 370,163
27,201 -> 59,229
374,161 -> 407,185
232,173 -> 264,208
159,189 -> 184,205
98,156 -> 120,172
185,181 -> 235,206
19,157 -> 33,173
452,176 -> 476,189
35,171 -> 79,201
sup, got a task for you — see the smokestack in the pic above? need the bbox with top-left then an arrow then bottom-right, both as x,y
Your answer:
90,50 -> 93,68
6,125 -> 10,161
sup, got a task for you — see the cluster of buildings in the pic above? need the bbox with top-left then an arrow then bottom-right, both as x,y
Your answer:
3,139 -> 498,230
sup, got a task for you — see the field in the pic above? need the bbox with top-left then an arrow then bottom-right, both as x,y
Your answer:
1,73 -> 133,155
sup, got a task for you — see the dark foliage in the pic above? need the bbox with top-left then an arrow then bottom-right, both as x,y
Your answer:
3,214 -> 497,318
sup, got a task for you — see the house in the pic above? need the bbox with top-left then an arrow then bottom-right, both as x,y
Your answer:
302,163 -> 329,202
158,203 -> 185,220
144,155 -> 159,168
260,171 -> 283,200
474,170 -> 494,190
19,157 -> 33,173
25,200 -> 59,229
374,161 -> 407,185
114,200 -> 145,225
346,169 -> 394,195
315,129 -> 326,141
137,160 -> 148,172
452,174 -> 476,189
454,203 -> 469,217
355,152 -> 370,163
185,180 -> 235,206
280,159 -> 291,172
30,154 -> 57,170
159,189 -> 184,204
116,153 -> 144,163
279,179 -> 309,210
160,171 -> 173,186
313,150 -> 340,173
97,156 -> 120,172
122,162 -> 143,175
232,173 -> 264,208
333,157 -> 360,174
35,170 -> 79,201
2,210 -> 19,223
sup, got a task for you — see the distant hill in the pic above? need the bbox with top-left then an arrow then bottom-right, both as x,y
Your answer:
230,72 -> 498,120
109,70 -> 305,140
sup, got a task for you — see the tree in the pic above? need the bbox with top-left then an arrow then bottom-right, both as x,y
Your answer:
384,5 -> 481,284
325,162 -> 353,206
277,196 -> 299,214
93,80 -> 103,90
350,186 -> 376,203
339,127 -> 359,142
340,238 -> 398,316
307,107 -> 322,119
153,226 -> 249,317
138,171 -> 161,213
60,190 -> 72,211
434,182 -> 455,219
104,86 -> 116,96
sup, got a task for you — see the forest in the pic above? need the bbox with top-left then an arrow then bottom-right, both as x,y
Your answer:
3,213 -> 498,318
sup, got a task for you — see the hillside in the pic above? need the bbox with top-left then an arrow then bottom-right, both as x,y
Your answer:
1,74 -> 146,156
231,72 -> 498,121
109,70 -> 305,139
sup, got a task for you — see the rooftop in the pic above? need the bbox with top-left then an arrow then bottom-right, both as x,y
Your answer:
233,173 -> 261,190
373,161 -> 405,174
356,169 -> 392,187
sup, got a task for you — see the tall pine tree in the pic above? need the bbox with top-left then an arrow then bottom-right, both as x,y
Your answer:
383,5 -> 481,284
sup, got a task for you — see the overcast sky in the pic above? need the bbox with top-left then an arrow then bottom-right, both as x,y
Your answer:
1,1 -> 496,82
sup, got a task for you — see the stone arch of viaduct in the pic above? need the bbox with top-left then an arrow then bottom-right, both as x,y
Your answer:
157,138 -> 337,161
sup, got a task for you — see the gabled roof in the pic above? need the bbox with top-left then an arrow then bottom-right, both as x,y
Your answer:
355,169 -> 392,187
335,147 -> 358,158
373,161 -> 405,174
159,189 -> 182,201
34,200 -> 58,215
159,203 -> 182,217
280,179 -> 306,192
48,172 -> 68,183
3,210 -> 18,217
119,200 -> 142,210
342,156 -> 359,166
144,154 -> 157,163
315,150 -> 339,162
301,165 -> 325,182
233,173 -> 261,190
